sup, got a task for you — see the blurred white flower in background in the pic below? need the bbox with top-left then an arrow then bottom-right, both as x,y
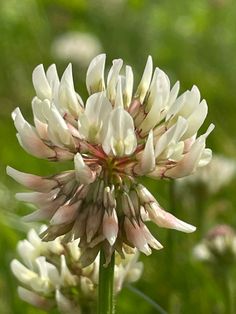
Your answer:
177,155 -> 236,195
11,226 -> 143,313
51,32 -> 103,67
193,224 -> 236,264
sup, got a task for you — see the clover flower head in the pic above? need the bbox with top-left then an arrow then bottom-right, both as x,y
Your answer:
8,54 -> 214,265
193,224 -> 236,265
11,226 -> 143,313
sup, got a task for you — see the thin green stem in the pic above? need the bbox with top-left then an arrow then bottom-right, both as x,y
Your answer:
225,273 -> 235,314
98,251 -> 115,314
126,284 -> 168,314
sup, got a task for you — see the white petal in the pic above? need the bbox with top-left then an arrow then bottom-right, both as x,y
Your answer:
165,124 -> 215,178
74,153 -> 96,184
145,67 -> 170,112
166,81 -> 180,110
17,287 -> 53,310
123,65 -> 134,108
141,224 -> 163,250
56,290 -> 77,313
107,58 -> 123,103
154,117 -> 188,158
135,56 -> 153,103
114,77 -> 124,108
140,130 -> 155,174
12,108 -> 55,159
86,53 -> 106,94
32,64 -> 51,100
58,63 -> 83,117
50,201 -> 80,225
46,64 -> 60,93
6,166 -> 56,192
46,104 -> 74,147
198,148 -> 212,167
178,85 -> 201,118
79,92 -> 112,143
11,259 -> 37,284
102,209 -> 118,246
28,228 -> 43,247
60,255 -> 77,286
124,218 -> 152,255
146,202 -> 196,233
102,108 -> 137,156
166,91 -> 187,121
182,99 -> 208,139
17,240 -> 35,268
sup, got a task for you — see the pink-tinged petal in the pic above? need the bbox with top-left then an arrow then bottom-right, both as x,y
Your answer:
16,131 -> 55,159
86,206 -> 103,242
141,223 -> 163,250
17,287 -> 54,310
124,218 -> 152,255
56,290 -> 77,313
6,166 -> 57,192
22,209 -> 56,222
31,98 -> 49,140
22,195 -> 66,222
53,147 -> 75,161
70,210 -> 88,240
103,209 -> 118,246
12,108 -> 55,159
146,202 -> 196,233
50,201 -> 81,225
147,165 -> 167,179
15,189 -> 59,205
135,184 -> 156,204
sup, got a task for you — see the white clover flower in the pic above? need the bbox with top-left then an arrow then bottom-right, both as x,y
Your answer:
8,54 -> 214,265
177,155 -> 236,195
193,225 -> 236,264
11,227 -> 143,313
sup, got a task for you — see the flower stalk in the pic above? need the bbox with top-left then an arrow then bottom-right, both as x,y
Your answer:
98,250 -> 115,314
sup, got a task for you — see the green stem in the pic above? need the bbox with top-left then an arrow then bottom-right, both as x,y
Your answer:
226,273 -> 235,314
98,250 -> 115,314
126,284 -> 168,314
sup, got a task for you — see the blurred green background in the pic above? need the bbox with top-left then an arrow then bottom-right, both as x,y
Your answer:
0,0 -> 236,313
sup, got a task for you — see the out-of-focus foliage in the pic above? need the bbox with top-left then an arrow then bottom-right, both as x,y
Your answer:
0,0 -> 236,313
